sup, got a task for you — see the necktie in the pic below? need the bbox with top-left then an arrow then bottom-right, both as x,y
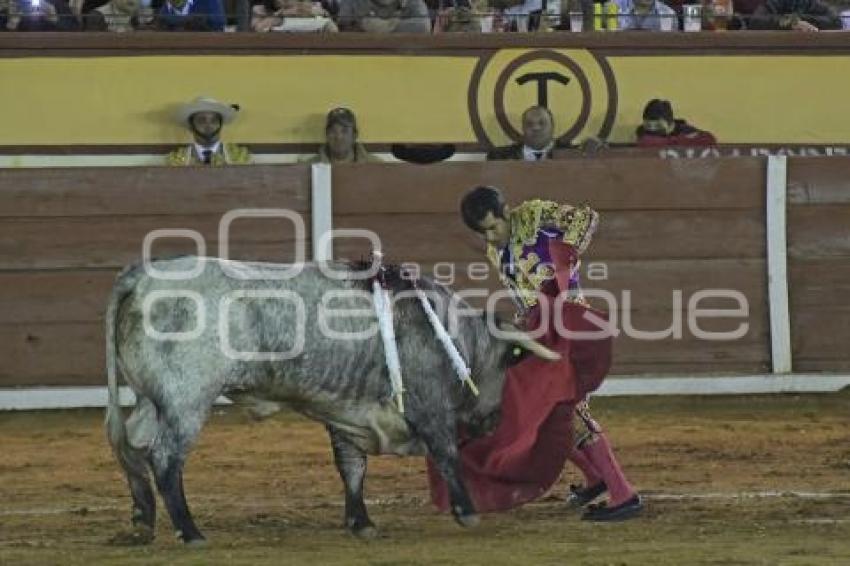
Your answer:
534,151 -> 544,160
201,149 -> 212,165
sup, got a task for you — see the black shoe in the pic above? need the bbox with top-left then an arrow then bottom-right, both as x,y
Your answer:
566,482 -> 607,508
581,494 -> 643,522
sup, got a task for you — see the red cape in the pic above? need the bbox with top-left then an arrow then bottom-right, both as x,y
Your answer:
428,301 -> 612,513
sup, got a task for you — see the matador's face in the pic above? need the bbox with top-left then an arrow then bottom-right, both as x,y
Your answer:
477,209 -> 511,248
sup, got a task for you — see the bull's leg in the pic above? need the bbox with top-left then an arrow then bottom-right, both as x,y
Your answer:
127,472 -> 156,533
149,416 -> 206,544
124,398 -> 158,533
417,420 -> 479,528
108,398 -> 158,545
151,455 -> 204,544
327,426 -> 377,538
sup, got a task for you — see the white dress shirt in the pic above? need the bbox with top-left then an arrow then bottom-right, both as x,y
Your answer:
522,142 -> 554,161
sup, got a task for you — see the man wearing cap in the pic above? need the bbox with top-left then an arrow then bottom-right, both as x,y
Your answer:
305,107 -> 381,164
167,96 -> 252,166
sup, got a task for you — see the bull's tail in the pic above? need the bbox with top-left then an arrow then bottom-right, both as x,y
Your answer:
105,264 -> 149,480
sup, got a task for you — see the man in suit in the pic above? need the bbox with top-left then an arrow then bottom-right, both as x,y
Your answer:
487,105 -> 559,161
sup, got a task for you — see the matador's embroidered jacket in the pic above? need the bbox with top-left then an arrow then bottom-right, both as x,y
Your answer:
486,199 -> 599,309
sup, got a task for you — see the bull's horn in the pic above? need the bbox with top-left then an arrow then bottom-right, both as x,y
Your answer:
500,324 -> 561,361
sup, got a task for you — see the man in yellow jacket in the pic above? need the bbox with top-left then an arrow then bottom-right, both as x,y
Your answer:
167,96 -> 252,166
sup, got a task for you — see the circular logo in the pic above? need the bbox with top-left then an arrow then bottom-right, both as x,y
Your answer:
468,49 -> 618,149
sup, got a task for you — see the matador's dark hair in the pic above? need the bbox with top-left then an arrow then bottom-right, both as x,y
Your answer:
460,186 -> 507,233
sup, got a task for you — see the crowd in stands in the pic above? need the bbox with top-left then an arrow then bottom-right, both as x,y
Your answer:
1,0 -> 847,32
166,94 -> 715,167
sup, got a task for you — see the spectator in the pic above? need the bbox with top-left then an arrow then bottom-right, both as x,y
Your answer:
725,0 -> 760,28
615,0 -> 677,30
487,105 -> 561,161
5,0 -> 79,30
731,0 -> 761,16
251,0 -> 338,31
167,96 -> 253,166
435,0 -> 480,32
336,0 -> 431,32
77,0 -> 106,17
635,99 -> 717,148
487,105 -> 608,161
305,107 -> 381,164
156,0 -> 225,30
747,0 -> 841,30
82,0 -> 140,31
498,0 -> 544,31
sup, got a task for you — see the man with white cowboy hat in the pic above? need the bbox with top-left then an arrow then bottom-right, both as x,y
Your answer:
167,95 -> 252,166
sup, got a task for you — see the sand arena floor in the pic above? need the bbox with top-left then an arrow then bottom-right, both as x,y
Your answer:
1,393 -> 849,565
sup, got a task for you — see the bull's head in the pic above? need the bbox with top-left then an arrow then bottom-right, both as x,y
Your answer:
463,319 -> 560,438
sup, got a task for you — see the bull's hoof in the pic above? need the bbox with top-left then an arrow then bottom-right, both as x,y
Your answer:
108,525 -> 155,546
247,400 -> 282,421
455,513 -> 481,528
352,525 -> 379,540
175,528 -> 207,546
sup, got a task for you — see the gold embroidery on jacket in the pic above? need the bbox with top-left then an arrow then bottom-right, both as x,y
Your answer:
166,143 -> 253,166
486,200 -> 599,308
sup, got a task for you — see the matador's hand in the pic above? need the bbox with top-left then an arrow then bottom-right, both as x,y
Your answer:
512,311 -> 527,329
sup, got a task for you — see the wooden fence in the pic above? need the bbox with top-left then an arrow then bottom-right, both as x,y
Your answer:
0,156 -> 846,387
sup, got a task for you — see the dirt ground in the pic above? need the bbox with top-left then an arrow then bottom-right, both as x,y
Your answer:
1,392 -> 849,565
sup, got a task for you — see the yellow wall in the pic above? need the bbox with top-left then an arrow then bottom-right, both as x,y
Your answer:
607,56 -> 850,144
2,56 -> 478,145
2,52 -> 849,146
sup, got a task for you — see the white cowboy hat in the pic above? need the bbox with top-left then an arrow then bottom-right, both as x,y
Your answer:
175,96 -> 240,125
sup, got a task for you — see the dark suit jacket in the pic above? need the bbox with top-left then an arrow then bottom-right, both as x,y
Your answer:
486,143 -> 557,161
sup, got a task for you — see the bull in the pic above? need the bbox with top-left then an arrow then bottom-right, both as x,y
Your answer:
105,256 -> 558,544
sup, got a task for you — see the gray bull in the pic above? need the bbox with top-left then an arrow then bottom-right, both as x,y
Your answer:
105,256 -> 557,544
